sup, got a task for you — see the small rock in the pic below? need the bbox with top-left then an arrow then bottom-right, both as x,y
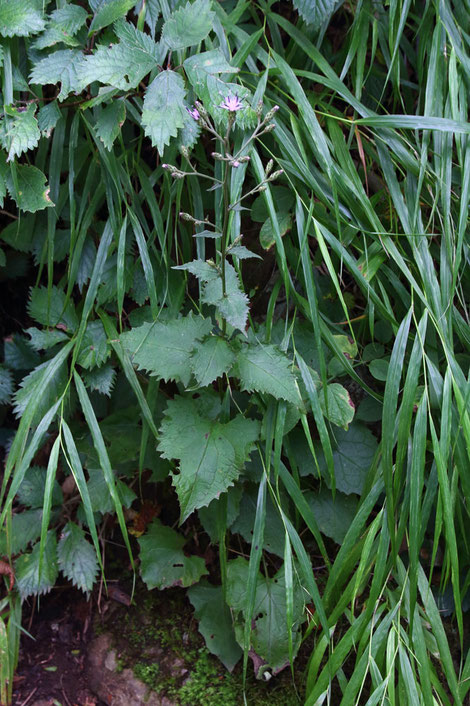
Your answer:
87,633 -> 176,706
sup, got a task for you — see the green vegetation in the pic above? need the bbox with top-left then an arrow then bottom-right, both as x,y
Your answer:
0,0 -> 469,703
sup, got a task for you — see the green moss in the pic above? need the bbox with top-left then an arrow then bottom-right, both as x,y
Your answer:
133,661 -> 160,686
175,649 -> 238,706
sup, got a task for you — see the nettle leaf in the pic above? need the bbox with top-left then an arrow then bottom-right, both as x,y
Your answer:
227,557 -> 305,676
320,383 -> 355,429
28,286 -> 78,330
57,522 -> 99,593
228,245 -> 262,260
0,366 -> 14,405
0,509 -> 43,555
95,100 -> 126,150
161,0 -> 214,50
190,335 -> 235,386
17,465 -> 62,509
174,258 -> 218,280
121,313 -> 211,386
199,260 -> 249,332
85,468 -> 136,515
0,104 -> 40,161
318,422 -> 378,495
26,327 -> 69,351
15,531 -> 59,599
82,363 -> 116,396
4,334 -> 40,370
6,165 -> 54,212
184,49 -> 235,86
305,488 -> 358,544
158,395 -> 259,521
188,581 -> 242,671
236,343 -> 301,406
77,320 -> 110,369
13,359 -> 68,420
79,20 -> 162,90
34,4 -> 89,49
138,519 -> 207,589
89,0 -> 135,33
292,0 -> 340,29
0,0 -> 45,37
142,70 -> 187,155
37,101 -> 62,137
178,110 -> 201,149
30,49 -> 84,102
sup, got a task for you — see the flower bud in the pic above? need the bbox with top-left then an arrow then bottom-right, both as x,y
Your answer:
263,123 -> 276,133
195,101 -> 209,120
256,101 -> 264,119
179,212 -> 194,221
239,155 -> 251,163
268,169 -> 284,181
211,152 -> 225,160
264,159 -> 274,176
180,145 -> 190,160
264,105 -> 280,123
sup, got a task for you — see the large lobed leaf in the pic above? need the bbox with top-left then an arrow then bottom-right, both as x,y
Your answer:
142,70 -> 187,155
0,0 -> 45,37
15,531 -> 58,599
57,522 -> 99,593
292,0 -> 340,30
6,165 -> 54,212
161,0 -> 214,50
120,313 -> 212,387
236,342 -> 302,406
158,395 -> 260,521
226,557 -> 305,676
138,519 -> 207,589
30,49 -> 84,102
0,104 -> 40,161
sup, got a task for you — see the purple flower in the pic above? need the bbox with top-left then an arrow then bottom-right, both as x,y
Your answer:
220,93 -> 244,112
186,106 -> 200,120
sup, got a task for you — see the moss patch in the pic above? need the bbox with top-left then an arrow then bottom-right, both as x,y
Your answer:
95,583 -> 304,705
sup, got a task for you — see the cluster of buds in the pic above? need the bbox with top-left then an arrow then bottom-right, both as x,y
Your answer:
178,212 -> 206,224
162,163 -> 185,179
211,152 -> 251,169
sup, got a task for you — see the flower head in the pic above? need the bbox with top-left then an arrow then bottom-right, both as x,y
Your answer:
220,93 -> 244,112
186,106 -> 200,121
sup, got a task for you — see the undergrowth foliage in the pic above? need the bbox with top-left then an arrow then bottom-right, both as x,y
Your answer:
0,0 -> 470,704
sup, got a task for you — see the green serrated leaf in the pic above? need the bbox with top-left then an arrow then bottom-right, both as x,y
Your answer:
184,49 -> 235,85
26,327 -> 69,351
292,0 -> 340,29
17,466 -> 62,509
34,4 -> 88,49
228,245 -> 262,260
37,101 -> 62,137
161,0 -> 214,50
188,581 -> 242,671
178,110 -> 202,149
305,488 -> 358,544
121,313 -> 212,387
77,320 -> 110,369
173,259 -> 218,281
0,104 -> 40,161
318,422 -> 378,495
28,286 -> 78,330
30,49 -> 84,102
142,70 -> 187,154
57,522 -> 99,593
79,20 -> 161,90
226,557 -> 304,675
0,366 -> 14,405
15,531 -> 58,599
320,383 -> 355,429
13,359 -> 68,421
0,508 -> 43,555
89,0 -> 135,33
0,0 -> 45,37
82,363 -> 116,396
217,290 -> 250,332
158,395 -> 259,521
95,100 -> 126,150
138,519 -> 208,589
199,260 -> 250,332
6,165 -> 54,213
190,336 -> 235,386
236,343 -> 301,406
3,334 -> 40,370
